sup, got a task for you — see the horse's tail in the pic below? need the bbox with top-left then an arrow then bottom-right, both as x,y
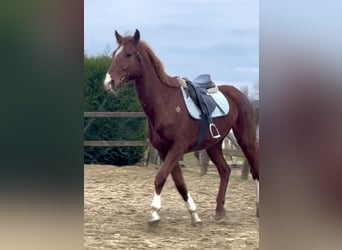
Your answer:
228,87 -> 259,180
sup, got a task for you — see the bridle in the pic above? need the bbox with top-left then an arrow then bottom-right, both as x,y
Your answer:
136,50 -> 142,64
117,50 -> 142,88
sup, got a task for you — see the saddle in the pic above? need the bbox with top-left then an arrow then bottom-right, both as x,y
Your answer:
183,74 -> 224,150
191,74 -> 216,89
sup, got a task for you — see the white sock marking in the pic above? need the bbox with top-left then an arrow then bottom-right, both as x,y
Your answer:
114,45 -> 123,58
186,193 -> 197,212
151,192 -> 161,210
255,180 -> 259,203
150,210 -> 160,221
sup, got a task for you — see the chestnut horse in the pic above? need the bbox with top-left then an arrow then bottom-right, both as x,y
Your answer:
104,29 -> 259,227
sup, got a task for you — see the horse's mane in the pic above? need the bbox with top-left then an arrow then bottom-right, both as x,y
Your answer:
137,41 -> 179,88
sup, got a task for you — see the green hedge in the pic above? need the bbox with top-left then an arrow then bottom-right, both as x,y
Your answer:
84,54 -> 146,166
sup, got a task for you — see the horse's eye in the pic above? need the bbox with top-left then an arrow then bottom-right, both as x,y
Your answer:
125,53 -> 132,58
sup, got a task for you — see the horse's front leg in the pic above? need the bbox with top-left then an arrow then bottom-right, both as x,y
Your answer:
170,164 -> 202,226
148,146 -> 183,227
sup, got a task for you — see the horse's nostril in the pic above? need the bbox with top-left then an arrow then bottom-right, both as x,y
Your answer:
119,76 -> 127,84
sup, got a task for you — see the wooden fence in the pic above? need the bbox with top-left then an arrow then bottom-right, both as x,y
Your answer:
83,112 -> 149,147
84,105 -> 258,176
83,110 -> 256,153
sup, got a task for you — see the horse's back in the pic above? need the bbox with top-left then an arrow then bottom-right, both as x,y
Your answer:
218,85 -> 254,112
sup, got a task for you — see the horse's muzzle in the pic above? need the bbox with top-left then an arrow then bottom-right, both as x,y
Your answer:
119,74 -> 129,85
103,72 -> 116,93
104,80 -> 116,93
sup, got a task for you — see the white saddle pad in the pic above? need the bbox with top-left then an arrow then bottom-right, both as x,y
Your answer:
180,86 -> 229,120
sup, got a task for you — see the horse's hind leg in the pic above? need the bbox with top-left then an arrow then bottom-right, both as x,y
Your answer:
206,142 -> 231,220
170,164 -> 202,225
233,122 -> 260,217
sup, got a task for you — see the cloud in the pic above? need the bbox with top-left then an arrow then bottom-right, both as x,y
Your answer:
216,80 -> 254,87
84,0 -> 259,98
215,80 -> 259,100
235,67 -> 259,72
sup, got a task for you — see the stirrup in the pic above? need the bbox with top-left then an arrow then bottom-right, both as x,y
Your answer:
209,123 -> 221,139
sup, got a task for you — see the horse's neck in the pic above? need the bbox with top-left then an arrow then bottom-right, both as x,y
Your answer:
134,63 -> 175,123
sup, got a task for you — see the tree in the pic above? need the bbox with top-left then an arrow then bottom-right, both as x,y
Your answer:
84,54 -> 146,166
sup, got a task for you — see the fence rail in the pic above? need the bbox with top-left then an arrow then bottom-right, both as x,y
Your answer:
84,111 -> 147,147
84,140 -> 149,147
84,107 -> 258,168
84,112 -> 145,118
83,111 -> 255,156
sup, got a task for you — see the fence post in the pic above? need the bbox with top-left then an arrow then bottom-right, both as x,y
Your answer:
199,151 -> 209,176
146,146 -> 161,166
241,160 -> 249,179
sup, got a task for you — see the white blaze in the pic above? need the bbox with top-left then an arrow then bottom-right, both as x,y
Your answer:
114,45 -> 123,58
103,45 -> 124,90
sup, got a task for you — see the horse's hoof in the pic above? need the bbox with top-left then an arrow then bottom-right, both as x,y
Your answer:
199,169 -> 207,177
191,218 -> 203,227
148,210 -> 160,229
148,218 -> 160,229
215,209 -> 226,220
256,203 -> 260,218
190,211 -> 202,226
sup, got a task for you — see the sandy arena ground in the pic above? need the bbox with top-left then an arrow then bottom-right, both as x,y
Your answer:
84,163 -> 259,250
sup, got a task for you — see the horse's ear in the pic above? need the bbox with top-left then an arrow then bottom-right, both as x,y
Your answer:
133,29 -> 140,46
115,30 -> 123,44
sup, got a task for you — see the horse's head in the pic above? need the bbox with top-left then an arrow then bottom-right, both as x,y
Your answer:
104,29 -> 142,93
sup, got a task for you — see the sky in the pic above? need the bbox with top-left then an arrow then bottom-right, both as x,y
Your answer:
84,0 -> 259,99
